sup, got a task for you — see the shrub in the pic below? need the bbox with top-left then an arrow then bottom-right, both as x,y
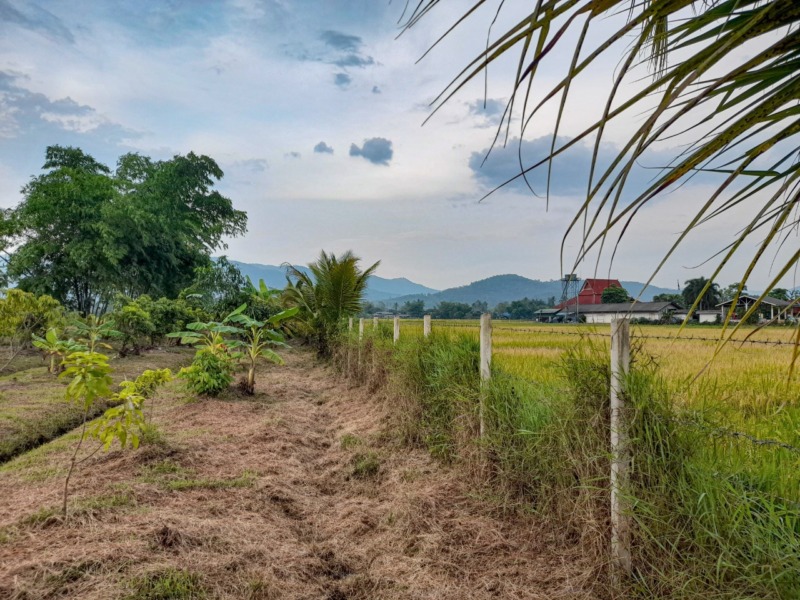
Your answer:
111,303 -> 155,356
178,348 -> 235,396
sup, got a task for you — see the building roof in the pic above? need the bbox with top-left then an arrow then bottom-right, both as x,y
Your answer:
557,278 -> 623,309
533,308 -> 561,314
559,301 -> 678,315
716,294 -> 791,308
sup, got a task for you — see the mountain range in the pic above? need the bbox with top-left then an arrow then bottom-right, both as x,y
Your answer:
230,261 -> 439,302
231,260 -> 679,307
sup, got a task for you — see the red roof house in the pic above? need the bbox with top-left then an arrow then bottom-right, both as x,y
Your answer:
557,278 -> 622,309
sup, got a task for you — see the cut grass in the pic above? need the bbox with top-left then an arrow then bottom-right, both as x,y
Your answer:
139,460 -> 257,491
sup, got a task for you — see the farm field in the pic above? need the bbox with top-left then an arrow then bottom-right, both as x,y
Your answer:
392,319 -> 800,443
0,348 -> 194,463
0,347 -> 594,599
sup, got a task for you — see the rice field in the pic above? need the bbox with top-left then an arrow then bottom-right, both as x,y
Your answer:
389,319 -> 800,439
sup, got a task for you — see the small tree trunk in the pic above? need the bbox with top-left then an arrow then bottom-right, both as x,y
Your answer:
49,355 -> 57,374
63,407 -> 90,518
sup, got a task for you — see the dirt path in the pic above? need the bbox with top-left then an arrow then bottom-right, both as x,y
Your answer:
0,348 -> 597,599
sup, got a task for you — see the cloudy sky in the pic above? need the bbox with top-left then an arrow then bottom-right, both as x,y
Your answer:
0,0 -> 795,291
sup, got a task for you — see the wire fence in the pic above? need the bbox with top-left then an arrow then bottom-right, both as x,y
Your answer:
424,321 -> 800,346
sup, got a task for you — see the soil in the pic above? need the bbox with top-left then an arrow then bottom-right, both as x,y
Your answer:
0,347 -> 598,599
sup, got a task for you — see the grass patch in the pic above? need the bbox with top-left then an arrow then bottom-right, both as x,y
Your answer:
167,470 -> 257,491
124,568 -> 207,600
350,452 -> 380,479
340,433 -> 362,450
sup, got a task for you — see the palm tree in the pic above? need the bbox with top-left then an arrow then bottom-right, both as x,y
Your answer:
682,277 -> 722,311
402,0 -> 799,322
283,251 -> 379,356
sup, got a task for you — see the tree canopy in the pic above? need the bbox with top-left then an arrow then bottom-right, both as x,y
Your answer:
683,278 -> 722,311
4,146 -> 247,315
601,285 -> 631,304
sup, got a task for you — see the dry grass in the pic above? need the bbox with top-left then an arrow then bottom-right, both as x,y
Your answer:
0,346 -> 600,599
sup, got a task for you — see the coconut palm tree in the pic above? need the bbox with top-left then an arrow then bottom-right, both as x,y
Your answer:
402,0 -> 800,324
283,250 -> 379,356
682,277 -> 722,311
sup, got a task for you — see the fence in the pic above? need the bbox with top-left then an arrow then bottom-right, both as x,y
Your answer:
346,314 -> 800,586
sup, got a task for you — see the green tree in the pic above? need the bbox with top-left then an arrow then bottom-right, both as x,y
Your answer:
283,250 -> 379,356
722,283 -> 749,302
6,146 -> 247,315
180,257 -> 249,318
683,278 -> 722,312
431,301 -> 472,319
601,285 -> 631,304
770,288 -> 790,301
403,0 -> 800,316
653,293 -> 685,308
402,299 -> 426,318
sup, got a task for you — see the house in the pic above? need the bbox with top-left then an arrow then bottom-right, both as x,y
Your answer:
559,301 -> 680,324
556,278 -> 623,309
715,294 -> 799,321
697,310 -> 719,324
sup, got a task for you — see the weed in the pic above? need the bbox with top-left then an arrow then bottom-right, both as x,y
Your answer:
124,568 -> 207,599
350,452 -> 380,479
339,433 -> 361,450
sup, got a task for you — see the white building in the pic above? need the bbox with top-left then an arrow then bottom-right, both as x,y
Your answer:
561,301 -> 680,324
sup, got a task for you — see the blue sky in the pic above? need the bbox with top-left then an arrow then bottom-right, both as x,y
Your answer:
0,0 -> 795,291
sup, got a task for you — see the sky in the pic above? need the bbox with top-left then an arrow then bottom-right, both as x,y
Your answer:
0,0 -> 796,292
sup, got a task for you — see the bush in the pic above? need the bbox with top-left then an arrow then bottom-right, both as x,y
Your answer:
178,348 -> 235,396
111,303 -> 155,356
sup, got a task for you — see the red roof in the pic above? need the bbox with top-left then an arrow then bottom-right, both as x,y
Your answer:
557,278 -> 622,309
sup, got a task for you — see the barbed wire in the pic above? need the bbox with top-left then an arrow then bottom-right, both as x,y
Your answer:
655,414 -> 800,455
422,322 -> 798,346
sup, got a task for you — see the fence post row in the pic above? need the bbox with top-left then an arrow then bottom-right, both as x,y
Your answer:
479,312 -> 492,438
423,314 -> 431,338
610,318 -> 632,574
393,316 -> 400,345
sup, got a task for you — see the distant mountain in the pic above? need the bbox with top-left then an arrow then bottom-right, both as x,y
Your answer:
228,260 -> 439,303
386,274 -> 679,308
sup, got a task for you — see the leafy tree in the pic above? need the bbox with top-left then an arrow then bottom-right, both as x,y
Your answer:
110,302 -> 155,357
180,256 -> 249,318
683,278 -> 722,312
59,350 -> 171,517
431,301 -> 472,319
601,285 -> 631,304
771,288 -> 790,301
722,283 -> 749,302
283,250 -> 379,356
402,0 -> 800,317
653,293 -> 685,308
496,297 -> 548,319
5,146 -> 247,315
0,289 -> 64,369
402,299 -> 426,318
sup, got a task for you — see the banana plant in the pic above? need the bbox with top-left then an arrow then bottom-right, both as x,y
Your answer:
31,328 -> 87,374
166,303 -> 247,352
227,306 -> 298,395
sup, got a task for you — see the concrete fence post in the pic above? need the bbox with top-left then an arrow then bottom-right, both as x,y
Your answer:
479,313 -> 492,438
423,314 -> 431,337
610,318 -> 632,574
358,318 -> 365,376
373,316 -> 379,329
393,316 -> 400,345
